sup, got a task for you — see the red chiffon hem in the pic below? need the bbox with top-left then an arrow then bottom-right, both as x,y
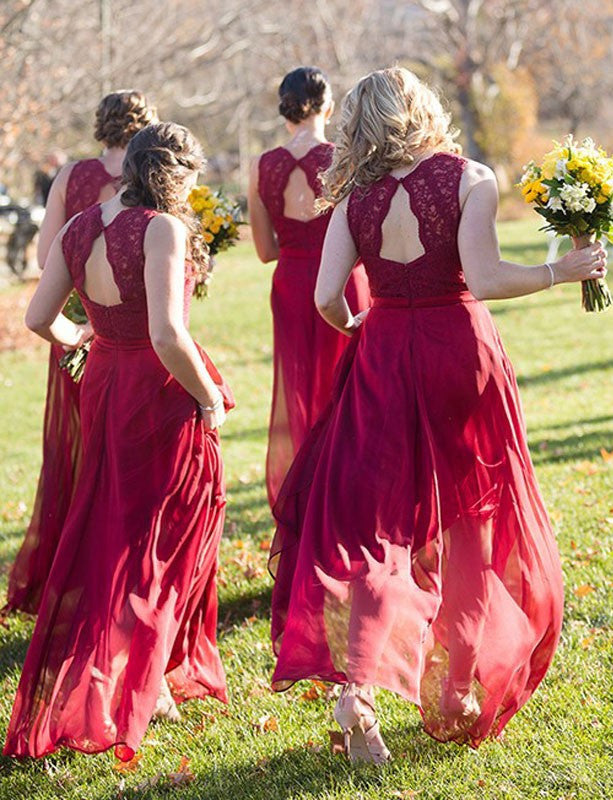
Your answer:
269,297 -> 564,748
3,335 -> 233,759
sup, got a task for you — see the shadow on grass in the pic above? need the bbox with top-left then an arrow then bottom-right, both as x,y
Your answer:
83,719 -> 469,800
218,583 -> 272,632
0,528 -> 26,572
528,414 -> 613,435
0,621 -> 30,681
517,359 -> 613,387
529,427 -> 613,465
223,426 -> 268,442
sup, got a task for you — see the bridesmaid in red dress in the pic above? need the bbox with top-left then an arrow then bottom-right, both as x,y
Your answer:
6,90 -> 157,614
248,67 -> 370,507
4,122 -> 233,759
269,68 -> 607,761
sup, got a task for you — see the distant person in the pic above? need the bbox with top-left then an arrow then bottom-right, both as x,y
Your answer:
33,151 -> 67,207
5,90 -> 157,615
248,66 -> 370,508
4,122 -> 233,759
268,68 -> 607,762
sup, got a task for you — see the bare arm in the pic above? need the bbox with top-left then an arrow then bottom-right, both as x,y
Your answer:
144,214 -> 225,429
315,199 -> 367,335
26,224 -> 89,348
36,163 -> 72,268
458,163 -> 607,300
248,156 -> 279,263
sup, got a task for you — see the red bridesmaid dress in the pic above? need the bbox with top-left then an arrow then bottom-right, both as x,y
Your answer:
6,159 -> 122,614
4,204 -> 233,759
269,153 -> 564,747
258,143 -> 371,506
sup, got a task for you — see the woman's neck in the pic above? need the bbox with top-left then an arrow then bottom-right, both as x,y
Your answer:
101,146 -> 127,176
286,116 -> 327,146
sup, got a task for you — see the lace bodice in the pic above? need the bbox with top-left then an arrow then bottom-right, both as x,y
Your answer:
347,152 -> 468,299
258,143 -> 333,251
65,159 -> 123,221
62,205 -> 194,340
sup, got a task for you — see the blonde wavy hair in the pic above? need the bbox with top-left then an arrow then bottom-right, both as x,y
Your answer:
321,67 -> 461,206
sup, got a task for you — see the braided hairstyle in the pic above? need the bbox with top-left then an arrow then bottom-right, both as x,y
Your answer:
122,122 -> 208,278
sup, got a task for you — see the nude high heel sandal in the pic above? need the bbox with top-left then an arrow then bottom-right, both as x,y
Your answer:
333,683 -> 391,765
152,676 -> 181,722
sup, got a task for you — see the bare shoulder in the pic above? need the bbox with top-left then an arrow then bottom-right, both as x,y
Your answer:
334,195 -> 350,215
145,212 -> 187,251
248,155 -> 261,185
462,159 -> 496,187
459,159 -> 498,210
50,161 -> 78,192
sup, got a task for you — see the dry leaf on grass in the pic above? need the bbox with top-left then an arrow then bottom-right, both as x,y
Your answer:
300,685 -> 320,702
328,729 -> 346,756
113,753 -> 142,773
168,756 -> 195,786
573,461 -> 599,476
574,584 -> 596,598
253,714 -> 279,734
600,448 -> 613,463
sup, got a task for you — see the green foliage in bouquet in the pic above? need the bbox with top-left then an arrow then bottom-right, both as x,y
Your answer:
517,136 -> 612,312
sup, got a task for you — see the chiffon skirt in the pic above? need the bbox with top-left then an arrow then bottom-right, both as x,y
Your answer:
4,336 -> 232,759
6,345 -> 82,614
269,295 -> 564,747
266,248 -> 370,506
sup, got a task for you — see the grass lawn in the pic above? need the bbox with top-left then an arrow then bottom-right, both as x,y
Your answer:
0,217 -> 611,800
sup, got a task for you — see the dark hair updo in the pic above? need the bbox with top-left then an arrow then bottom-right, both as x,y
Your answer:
278,66 -> 331,124
122,122 -> 208,277
94,90 -> 158,149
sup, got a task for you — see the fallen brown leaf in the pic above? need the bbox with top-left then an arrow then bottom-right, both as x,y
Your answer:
113,753 -> 142,773
253,714 -> 279,734
300,685 -> 320,702
168,756 -> 195,786
573,461 -> 599,476
328,729 -> 345,756
574,584 -> 596,598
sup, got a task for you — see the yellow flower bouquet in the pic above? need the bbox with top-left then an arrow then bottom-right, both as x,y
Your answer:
518,135 -> 612,312
188,184 -> 242,298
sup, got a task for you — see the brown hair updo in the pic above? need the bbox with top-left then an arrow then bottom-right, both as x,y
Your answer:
122,122 -> 208,277
278,67 -> 331,123
94,90 -> 157,149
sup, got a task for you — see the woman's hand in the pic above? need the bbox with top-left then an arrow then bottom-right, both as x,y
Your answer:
553,242 -> 607,285
347,308 -> 371,333
198,391 -> 226,431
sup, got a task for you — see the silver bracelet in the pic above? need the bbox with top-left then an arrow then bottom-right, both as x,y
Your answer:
544,262 -> 555,289
199,396 -> 223,413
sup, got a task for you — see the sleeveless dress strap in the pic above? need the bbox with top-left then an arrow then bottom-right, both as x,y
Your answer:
61,205 -> 105,291
65,159 -> 122,221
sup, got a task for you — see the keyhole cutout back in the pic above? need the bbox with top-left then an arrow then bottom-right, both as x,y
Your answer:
83,233 -> 122,308
379,183 -> 425,264
282,167 -> 318,222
